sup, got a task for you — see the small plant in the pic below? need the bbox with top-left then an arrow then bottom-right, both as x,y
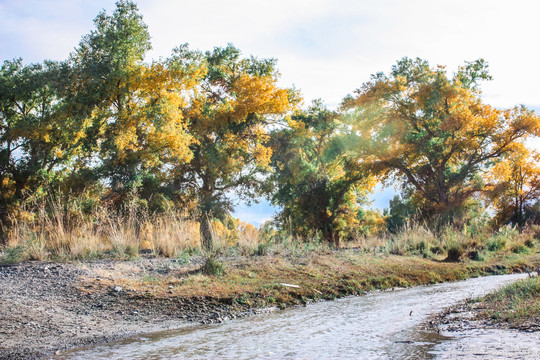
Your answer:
430,245 -> 444,255
176,250 -> 192,265
252,242 -> 270,256
124,244 -> 139,259
477,276 -> 540,323
524,238 -> 535,248
487,237 -> 506,252
0,245 -> 27,264
511,244 -> 530,254
445,244 -> 463,262
201,256 -> 225,276
467,250 -> 484,261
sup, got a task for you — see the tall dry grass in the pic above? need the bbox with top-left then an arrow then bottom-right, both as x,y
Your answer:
348,221 -> 538,261
1,199 -> 202,262
1,197 -> 537,264
0,199 -> 269,263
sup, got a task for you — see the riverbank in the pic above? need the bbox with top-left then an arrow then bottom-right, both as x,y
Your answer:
434,274 -> 540,333
1,251 -> 539,359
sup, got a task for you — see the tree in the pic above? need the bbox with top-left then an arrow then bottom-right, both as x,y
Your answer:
384,193 -> 415,233
270,101 -> 374,246
173,44 -> 299,250
488,143 -> 540,227
0,59 -> 71,241
342,58 -> 540,221
68,0 -> 197,203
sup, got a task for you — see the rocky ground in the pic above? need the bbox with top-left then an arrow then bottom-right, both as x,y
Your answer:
0,258 -> 262,360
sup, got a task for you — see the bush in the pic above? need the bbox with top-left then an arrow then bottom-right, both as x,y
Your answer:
511,244 -> 530,254
201,256 -> 225,276
524,238 -> 535,248
467,250 -> 484,261
0,246 -> 27,264
252,242 -> 270,256
445,245 -> 463,262
487,237 -> 507,252
430,245 -> 444,255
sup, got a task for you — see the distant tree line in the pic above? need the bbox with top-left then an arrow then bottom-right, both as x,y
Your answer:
1,1 -> 539,248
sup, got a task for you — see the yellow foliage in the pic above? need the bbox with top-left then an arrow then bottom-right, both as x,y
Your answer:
488,143 -> 540,224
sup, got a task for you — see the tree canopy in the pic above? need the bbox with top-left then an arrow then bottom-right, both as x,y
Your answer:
1,1 -> 539,247
270,101 -> 375,246
172,44 -> 300,249
342,57 -> 540,221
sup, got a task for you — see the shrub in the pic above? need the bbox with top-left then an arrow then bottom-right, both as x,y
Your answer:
0,245 -> 27,264
430,245 -> 444,255
201,256 -> 225,276
445,245 -> 463,262
524,238 -> 535,248
467,250 -> 484,261
511,244 -> 530,254
252,242 -> 270,256
487,237 -> 506,252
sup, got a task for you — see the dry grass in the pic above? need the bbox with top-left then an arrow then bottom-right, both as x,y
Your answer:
1,203 -> 202,262
80,251 -> 540,309
0,202 -> 270,263
1,199 -> 538,267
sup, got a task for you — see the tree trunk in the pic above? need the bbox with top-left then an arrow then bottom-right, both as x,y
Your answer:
0,221 -> 7,245
322,225 -> 340,248
332,231 -> 340,248
199,213 -> 213,251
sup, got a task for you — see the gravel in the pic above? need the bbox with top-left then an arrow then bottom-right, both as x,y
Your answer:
0,258 -> 259,359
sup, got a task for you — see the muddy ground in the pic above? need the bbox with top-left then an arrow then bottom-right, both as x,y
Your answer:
0,258 -> 263,360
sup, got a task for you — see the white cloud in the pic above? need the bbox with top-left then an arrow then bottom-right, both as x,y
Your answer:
3,0 -> 539,109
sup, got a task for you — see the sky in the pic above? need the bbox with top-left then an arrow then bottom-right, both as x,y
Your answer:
1,0 -> 539,225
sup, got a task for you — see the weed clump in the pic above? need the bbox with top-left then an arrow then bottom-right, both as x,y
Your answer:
445,245 -> 463,262
1,245 -> 26,264
467,250 -> 484,261
524,238 -> 535,248
252,242 -> 270,256
201,256 -> 225,276
487,237 -> 507,252
511,244 -> 530,254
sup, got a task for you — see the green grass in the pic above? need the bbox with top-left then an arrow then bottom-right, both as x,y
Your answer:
477,275 -> 540,325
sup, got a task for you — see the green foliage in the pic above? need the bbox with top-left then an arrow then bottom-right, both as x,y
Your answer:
2,0 -> 540,256
511,244 -> 530,254
385,193 -> 415,233
269,101 -> 374,245
201,256 -> 225,276
445,244 -> 463,262
478,276 -> 540,323
176,250 -> 193,265
524,238 -> 535,248
0,245 -> 26,264
466,250 -> 484,261
252,242 -> 271,256
169,43 -> 298,250
486,226 -> 519,252
0,58 -> 74,240
487,237 -> 507,252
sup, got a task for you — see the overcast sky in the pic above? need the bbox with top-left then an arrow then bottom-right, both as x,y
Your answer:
1,0 -> 539,224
